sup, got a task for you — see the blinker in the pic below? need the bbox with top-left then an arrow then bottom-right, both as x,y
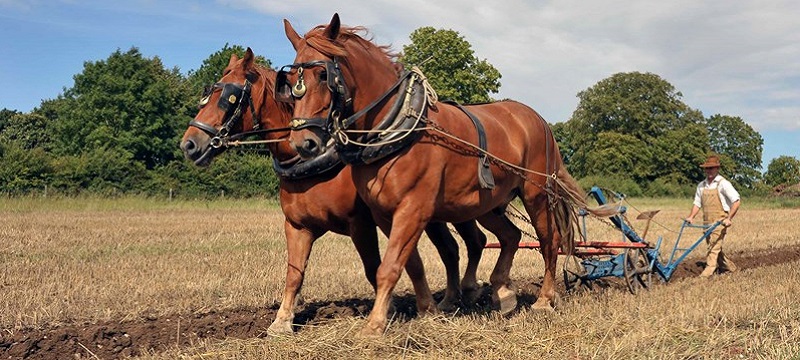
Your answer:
217,83 -> 244,113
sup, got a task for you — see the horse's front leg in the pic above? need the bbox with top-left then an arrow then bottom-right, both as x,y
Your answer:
268,220 -> 316,335
362,212 -> 429,337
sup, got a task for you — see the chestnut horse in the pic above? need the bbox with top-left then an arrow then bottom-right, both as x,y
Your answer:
180,48 -> 491,335
281,14 -> 613,336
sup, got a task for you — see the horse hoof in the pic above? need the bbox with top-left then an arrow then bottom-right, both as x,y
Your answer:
493,287 -> 518,315
461,287 -> 481,307
420,303 -> 441,316
358,322 -> 385,338
267,319 -> 294,336
437,298 -> 460,313
531,298 -> 556,313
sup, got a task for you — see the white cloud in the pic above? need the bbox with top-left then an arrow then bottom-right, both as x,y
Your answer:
233,0 -> 800,130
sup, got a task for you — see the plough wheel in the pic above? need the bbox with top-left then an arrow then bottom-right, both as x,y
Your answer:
563,254 -> 588,292
623,248 -> 652,294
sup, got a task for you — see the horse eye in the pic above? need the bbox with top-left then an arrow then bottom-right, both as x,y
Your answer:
319,71 -> 328,82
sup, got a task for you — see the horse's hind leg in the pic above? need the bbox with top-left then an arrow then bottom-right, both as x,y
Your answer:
452,220 -> 488,306
477,211 -> 522,315
525,196 -> 561,312
424,222 -> 462,312
404,247 -> 438,315
268,220 -> 319,335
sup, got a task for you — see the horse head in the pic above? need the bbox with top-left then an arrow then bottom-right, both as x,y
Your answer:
279,13 -> 400,160
181,48 -> 292,166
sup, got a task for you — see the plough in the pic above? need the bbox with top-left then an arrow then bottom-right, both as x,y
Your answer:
486,186 -> 722,294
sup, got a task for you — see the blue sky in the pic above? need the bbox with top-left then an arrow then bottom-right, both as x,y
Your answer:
1,0 -> 798,169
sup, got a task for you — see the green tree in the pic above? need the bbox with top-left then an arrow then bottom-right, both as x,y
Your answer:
49,47 -> 191,169
764,155 -> 800,187
0,108 -> 20,133
551,121 -> 574,165
584,131 -> 652,181
705,114 -> 763,188
0,142 -> 52,194
563,72 -> 708,189
0,113 -> 53,150
400,27 -> 501,103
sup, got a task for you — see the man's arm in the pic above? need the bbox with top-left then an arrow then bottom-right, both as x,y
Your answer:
686,205 -> 701,223
723,200 -> 741,227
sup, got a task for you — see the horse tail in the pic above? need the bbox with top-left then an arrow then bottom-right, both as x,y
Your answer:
556,166 -> 620,218
552,166 -> 621,253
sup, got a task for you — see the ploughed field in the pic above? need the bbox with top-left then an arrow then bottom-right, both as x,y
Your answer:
2,197 -> 799,359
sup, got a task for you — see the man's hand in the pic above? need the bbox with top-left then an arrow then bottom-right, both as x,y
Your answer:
684,216 -> 694,224
722,218 -> 732,227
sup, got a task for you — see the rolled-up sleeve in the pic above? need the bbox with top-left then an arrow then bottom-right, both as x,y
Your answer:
693,184 -> 703,208
719,180 -> 740,208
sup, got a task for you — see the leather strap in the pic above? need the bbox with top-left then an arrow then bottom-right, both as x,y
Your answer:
443,100 -> 495,190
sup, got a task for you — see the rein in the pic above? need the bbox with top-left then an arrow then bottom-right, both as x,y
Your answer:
213,127 -> 291,148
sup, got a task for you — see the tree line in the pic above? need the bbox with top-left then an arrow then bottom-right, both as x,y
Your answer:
1,29 -> 798,198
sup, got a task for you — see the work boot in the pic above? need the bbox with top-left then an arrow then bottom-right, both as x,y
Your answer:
699,267 -> 715,278
719,257 -> 737,273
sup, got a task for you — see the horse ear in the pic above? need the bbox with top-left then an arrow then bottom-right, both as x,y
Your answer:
243,47 -> 255,68
227,53 -> 240,67
284,19 -> 303,51
324,13 -> 341,41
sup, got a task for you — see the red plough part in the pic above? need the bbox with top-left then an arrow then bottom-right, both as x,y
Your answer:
485,241 -> 648,256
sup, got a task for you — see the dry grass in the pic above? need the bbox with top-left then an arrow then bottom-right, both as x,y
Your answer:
2,196 -> 800,359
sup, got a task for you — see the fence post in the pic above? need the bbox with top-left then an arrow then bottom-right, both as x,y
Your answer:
169,188 -> 173,201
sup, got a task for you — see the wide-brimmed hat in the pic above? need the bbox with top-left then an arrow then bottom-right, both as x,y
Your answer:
700,154 -> 721,168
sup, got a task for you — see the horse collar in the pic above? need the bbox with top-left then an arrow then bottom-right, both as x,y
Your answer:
272,142 -> 344,179
337,71 -> 428,165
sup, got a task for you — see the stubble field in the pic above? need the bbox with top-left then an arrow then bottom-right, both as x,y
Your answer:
1,196 -> 799,359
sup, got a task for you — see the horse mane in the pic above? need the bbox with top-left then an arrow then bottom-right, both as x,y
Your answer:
304,25 -> 398,63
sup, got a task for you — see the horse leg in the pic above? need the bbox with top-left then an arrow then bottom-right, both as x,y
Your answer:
404,246 -> 439,315
361,213 -> 429,337
526,197 -> 561,312
350,215 -> 381,292
477,211 -> 522,315
423,222 -> 462,312
268,220 -> 317,335
452,220 -> 487,306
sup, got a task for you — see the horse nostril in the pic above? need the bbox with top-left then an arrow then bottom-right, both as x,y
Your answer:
185,139 -> 196,151
303,139 -> 318,154
182,139 -> 198,157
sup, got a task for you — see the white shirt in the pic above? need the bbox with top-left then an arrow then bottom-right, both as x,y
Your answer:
692,174 -> 740,212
